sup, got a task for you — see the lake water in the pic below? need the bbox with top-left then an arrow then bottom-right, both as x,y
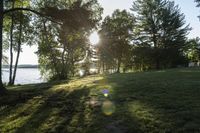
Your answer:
2,68 -> 46,85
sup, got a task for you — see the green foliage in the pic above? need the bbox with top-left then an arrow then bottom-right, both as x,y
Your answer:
4,0 -> 33,47
132,47 -> 154,71
35,0 -> 103,80
3,0 -> 35,85
98,10 -> 135,73
131,0 -> 190,69
184,37 -> 200,62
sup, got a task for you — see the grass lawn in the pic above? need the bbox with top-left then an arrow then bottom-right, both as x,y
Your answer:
1,68 -> 200,133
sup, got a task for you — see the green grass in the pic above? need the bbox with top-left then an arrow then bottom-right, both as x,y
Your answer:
1,68 -> 200,132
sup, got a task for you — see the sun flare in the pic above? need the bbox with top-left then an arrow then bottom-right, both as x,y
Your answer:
89,31 -> 99,45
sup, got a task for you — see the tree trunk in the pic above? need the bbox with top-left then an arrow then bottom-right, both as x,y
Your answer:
117,59 -> 121,73
8,0 -> 15,85
12,42 -> 21,85
61,46 -> 66,79
0,0 -> 6,93
12,9 -> 23,85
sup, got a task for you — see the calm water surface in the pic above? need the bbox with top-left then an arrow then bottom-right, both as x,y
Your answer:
2,68 -> 46,85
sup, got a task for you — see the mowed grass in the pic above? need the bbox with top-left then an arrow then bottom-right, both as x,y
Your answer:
1,68 -> 200,133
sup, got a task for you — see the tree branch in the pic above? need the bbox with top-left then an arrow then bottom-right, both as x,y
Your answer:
3,8 -> 62,25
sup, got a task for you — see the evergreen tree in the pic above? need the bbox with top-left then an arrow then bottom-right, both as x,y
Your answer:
196,0 -> 200,19
132,0 -> 190,69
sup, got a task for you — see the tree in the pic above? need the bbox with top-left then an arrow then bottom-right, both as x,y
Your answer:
3,0 -> 37,85
132,47 -> 154,71
0,0 -> 37,91
184,37 -> 200,62
99,10 -> 134,73
8,0 -> 15,85
11,0 -> 33,85
0,0 -> 65,92
0,0 -> 6,92
196,0 -> 200,19
36,0 -> 102,80
132,0 -> 190,69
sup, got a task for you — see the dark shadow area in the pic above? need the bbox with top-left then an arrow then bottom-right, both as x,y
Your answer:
105,70 -> 200,132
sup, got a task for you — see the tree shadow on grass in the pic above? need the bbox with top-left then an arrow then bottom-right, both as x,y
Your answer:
104,72 -> 200,132
1,78 -> 110,133
1,79 -> 133,133
0,81 -> 68,106
0,76 -> 157,133
0,81 -> 73,132
12,86 -> 91,133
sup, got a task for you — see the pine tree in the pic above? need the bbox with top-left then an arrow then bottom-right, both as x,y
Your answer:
196,0 -> 200,19
132,0 -> 190,69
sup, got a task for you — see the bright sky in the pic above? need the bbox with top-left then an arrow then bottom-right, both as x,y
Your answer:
17,0 -> 200,65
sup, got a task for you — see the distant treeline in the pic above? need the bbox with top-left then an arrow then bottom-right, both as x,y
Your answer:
2,65 -> 38,68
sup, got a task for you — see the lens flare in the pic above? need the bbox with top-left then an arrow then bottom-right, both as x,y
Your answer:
102,100 -> 116,116
79,70 -> 84,77
104,93 -> 108,97
102,89 -> 109,97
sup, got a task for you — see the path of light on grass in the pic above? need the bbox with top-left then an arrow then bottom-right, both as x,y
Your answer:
102,100 -> 116,116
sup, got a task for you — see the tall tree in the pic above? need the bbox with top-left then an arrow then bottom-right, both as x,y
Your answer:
132,0 -> 190,69
99,10 -> 134,73
36,0 -> 102,80
4,0 -> 35,85
12,8 -> 23,85
8,0 -> 15,85
11,0 -> 33,85
0,0 -> 64,92
0,0 -> 6,92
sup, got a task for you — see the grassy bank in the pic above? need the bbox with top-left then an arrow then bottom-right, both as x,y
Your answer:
1,68 -> 200,132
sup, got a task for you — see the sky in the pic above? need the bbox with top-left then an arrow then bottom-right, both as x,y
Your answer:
16,0 -> 200,65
